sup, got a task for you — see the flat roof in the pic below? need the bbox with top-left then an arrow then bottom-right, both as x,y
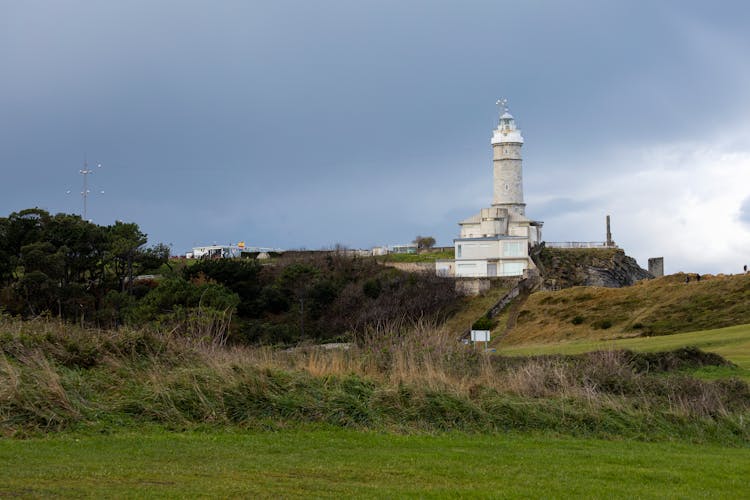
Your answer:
453,236 -> 528,242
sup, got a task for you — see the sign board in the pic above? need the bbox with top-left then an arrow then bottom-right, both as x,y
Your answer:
470,330 -> 490,342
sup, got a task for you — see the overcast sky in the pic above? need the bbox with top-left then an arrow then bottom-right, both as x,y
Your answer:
2,0 -> 749,274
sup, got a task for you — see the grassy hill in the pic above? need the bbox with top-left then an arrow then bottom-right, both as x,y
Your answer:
440,280 -> 511,336
498,272 -> 750,346
498,323 -> 750,381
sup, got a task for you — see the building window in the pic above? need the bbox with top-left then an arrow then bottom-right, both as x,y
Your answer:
504,184 -> 509,191
457,244 -> 462,258
504,241 -> 524,257
503,262 -> 525,276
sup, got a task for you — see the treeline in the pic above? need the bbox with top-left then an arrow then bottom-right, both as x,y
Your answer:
182,255 -> 460,344
0,208 -> 459,344
0,208 -> 169,324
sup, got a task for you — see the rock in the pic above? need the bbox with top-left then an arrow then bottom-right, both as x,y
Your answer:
531,246 -> 652,289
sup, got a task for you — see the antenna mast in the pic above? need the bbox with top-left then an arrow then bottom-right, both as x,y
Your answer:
80,160 -> 93,220
75,158 -> 103,221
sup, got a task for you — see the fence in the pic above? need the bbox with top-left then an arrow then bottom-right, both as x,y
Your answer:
545,241 -> 614,249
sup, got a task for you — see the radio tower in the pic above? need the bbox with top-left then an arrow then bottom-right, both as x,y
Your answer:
72,159 -> 102,221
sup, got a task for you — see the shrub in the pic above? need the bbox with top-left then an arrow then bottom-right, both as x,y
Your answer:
472,316 -> 494,331
362,279 -> 382,299
571,315 -> 584,325
592,319 -> 613,330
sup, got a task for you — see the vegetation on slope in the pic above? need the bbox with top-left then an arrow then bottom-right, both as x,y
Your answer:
440,280 -> 510,337
499,323 -> 750,381
1,316 -> 748,443
501,272 -> 750,345
377,249 -> 454,263
180,255 -> 460,344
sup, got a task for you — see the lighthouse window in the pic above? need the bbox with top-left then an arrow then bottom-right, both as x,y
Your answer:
504,184 -> 509,191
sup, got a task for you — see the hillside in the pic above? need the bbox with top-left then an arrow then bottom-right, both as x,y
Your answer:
498,323 -> 750,381
498,272 -> 750,345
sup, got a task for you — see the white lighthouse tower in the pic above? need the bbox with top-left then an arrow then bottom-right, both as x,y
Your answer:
436,99 -> 543,278
492,98 -> 525,216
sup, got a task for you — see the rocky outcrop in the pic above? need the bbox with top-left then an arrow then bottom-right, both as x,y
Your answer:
531,245 -> 652,289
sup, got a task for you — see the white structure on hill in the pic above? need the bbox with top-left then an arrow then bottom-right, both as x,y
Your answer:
437,99 -> 543,277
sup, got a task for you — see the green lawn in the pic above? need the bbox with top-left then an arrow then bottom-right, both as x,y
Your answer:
378,250 -> 454,263
1,429 -> 748,498
498,323 -> 750,380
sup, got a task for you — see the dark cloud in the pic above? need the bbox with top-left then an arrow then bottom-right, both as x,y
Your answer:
2,1 -> 750,256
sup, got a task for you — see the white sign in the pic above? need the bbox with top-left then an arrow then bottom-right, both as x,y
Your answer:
470,330 -> 490,342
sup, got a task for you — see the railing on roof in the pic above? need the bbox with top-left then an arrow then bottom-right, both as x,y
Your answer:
544,241 -> 615,249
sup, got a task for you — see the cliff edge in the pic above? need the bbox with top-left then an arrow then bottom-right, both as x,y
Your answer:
531,245 -> 652,289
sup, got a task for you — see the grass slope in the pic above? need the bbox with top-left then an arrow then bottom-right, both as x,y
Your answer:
377,249 -> 455,263
501,273 -> 750,345
499,323 -> 750,381
440,280 -> 511,335
1,429 -> 748,498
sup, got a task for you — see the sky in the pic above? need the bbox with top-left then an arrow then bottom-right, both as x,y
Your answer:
2,0 -> 749,274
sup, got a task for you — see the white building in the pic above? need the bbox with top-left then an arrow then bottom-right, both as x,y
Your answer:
437,100 -> 543,278
188,245 -> 243,259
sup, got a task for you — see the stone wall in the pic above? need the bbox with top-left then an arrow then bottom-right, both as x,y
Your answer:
382,262 -> 435,273
454,278 -> 492,296
648,257 -> 664,277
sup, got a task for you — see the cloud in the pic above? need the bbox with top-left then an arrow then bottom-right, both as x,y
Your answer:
740,197 -> 750,226
533,197 -> 601,219
534,126 -> 750,274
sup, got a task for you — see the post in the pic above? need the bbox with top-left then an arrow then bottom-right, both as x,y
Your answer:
606,215 -> 612,247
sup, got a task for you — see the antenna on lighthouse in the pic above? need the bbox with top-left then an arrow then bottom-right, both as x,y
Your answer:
496,98 -> 509,115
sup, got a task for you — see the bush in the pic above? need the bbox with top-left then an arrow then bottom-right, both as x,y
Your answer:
472,316 -> 494,331
592,319 -> 613,330
362,279 -> 382,299
571,315 -> 584,325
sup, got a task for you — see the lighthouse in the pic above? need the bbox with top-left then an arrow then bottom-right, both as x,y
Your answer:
435,99 -> 543,278
492,99 -> 525,216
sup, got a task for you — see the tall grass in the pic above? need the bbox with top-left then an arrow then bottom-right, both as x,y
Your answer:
0,315 -> 748,442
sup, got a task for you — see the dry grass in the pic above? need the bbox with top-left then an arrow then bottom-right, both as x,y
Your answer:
440,281 -> 511,337
0,314 -> 748,439
501,272 -> 750,345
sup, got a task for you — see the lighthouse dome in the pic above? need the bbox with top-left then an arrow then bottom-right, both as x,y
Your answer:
491,110 -> 524,145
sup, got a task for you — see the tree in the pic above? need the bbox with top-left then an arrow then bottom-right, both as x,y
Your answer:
413,235 -> 436,250
0,217 -> 12,285
279,263 -> 320,338
136,243 -> 171,274
45,213 -> 108,286
106,221 -> 147,292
